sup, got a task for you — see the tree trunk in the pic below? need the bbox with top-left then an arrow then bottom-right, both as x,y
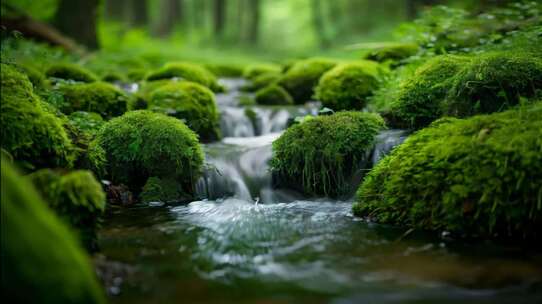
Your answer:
311,0 -> 330,49
154,0 -> 181,36
246,0 -> 260,44
54,0 -> 100,49
213,0 -> 226,38
104,0 -> 127,20
131,0 -> 148,26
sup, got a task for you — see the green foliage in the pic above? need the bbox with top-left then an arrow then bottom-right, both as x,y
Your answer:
149,82 -> 221,142
445,51 -> 542,117
0,63 -> 75,170
390,55 -> 470,129
68,111 -> 105,136
353,103 -> 542,240
101,72 -> 126,83
243,72 -> 282,92
52,82 -> 129,119
315,61 -> 383,111
205,63 -> 245,77
364,42 -> 419,63
92,110 -> 204,194
278,58 -> 337,104
254,85 -> 294,105
146,62 -> 223,92
242,63 -> 282,80
270,111 -> 385,197
140,176 -> 187,204
45,63 -> 98,83
1,159 -> 105,304
28,169 -> 106,251
17,64 -> 50,90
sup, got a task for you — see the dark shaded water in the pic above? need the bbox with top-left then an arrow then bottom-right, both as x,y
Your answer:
99,79 -> 542,303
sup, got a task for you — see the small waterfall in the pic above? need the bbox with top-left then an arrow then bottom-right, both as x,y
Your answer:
371,130 -> 409,165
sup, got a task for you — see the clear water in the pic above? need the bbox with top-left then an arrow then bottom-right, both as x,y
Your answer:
100,79 -> 542,303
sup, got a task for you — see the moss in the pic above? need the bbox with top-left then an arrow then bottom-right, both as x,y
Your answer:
149,82 -> 221,142
315,61 -> 383,111
54,82 -> 129,119
270,111 -> 385,197
91,110 -> 204,194
254,84 -> 294,105
18,64 -> 50,90
364,43 -> 419,63
244,107 -> 258,130
390,55 -> 470,129
45,63 -> 98,83
445,52 -> 542,117
127,68 -> 148,82
140,176 -> 187,203
101,72 -> 126,83
1,159 -> 105,303
278,58 -> 337,104
205,63 -> 244,77
146,62 -> 223,92
242,63 -> 282,80
28,169 -> 106,251
353,103 -> 542,240
243,72 -> 282,92
68,111 -> 105,136
1,63 -> 76,170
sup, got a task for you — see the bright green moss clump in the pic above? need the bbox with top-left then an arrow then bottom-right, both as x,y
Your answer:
140,176 -> 187,203
254,84 -> 294,105
278,58 -> 337,104
390,55 -> 470,129
205,63 -> 244,77
353,104 -> 542,239
242,63 -> 282,80
445,52 -> 542,117
270,112 -> 385,197
45,63 -> 98,83
92,110 -> 204,195
149,82 -> 221,142
146,62 -> 223,92
55,82 -> 129,119
243,72 -> 281,92
1,160 -> 105,303
364,43 -> 419,63
28,169 -> 106,251
315,61 -> 383,111
1,63 -> 76,169
19,64 -> 50,90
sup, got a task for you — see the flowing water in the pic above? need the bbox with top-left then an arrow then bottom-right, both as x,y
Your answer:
100,79 -> 542,304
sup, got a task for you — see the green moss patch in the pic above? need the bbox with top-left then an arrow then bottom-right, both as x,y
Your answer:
68,111 -> 105,136
140,176 -> 187,204
353,103 -> 542,240
364,43 -> 419,63
242,63 -> 282,80
45,63 -> 98,83
243,72 -> 282,92
254,85 -> 293,105
270,111 -> 385,197
146,62 -> 223,92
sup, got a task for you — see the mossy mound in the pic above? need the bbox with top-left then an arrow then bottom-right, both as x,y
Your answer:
364,43 -> 419,63
242,63 -> 282,80
278,58 -> 337,104
55,82 -> 129,119
353,104 -> 542,240
18,64 -> 50,90
254,84 -> 294,105
205,63 -> 244,77
68,111 -> 105,136
140,176 -> 186,204
45,63 -> 98,83
28,169 -> 106,251
243,72 -> 281,92
445,52 -> 542,117
270,112 -> 385,197
315,61 -> 383,111
92,110 -> 204,194
1,159 -> 105,303
101,72 -> 126,83
149,82 -> 221,142
127,69 -> 148,82
1,63 -> 76,170
390,55 -> 470,129
146,62 -> 223,92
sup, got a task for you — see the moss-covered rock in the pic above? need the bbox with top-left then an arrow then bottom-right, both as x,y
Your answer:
205,63 -> 244,77
92,110 -> 204,194
390,55 -> 470,129
127,68 -> 148,82
149,82 -> 221,142
243,71 -> 282,92
1,63 -> 76,170
140,176 -> 187,203
101,72 -> 126,83
278,58 -> 337,104
315,61 -> 383,111
68,111 -> 105,136
146,62 -> 223,92
353,104 -> 542,240
364,43 -> 419,63
254,84 -> 294,105
242,63 -> 282,80
270,111 -> 385,197
445,52 -> 542,117
54,82 -> 129,119
18,64 -> 50,90
1,159 -> 105,303
45,63 -> 98,83
28,169 -> 106,251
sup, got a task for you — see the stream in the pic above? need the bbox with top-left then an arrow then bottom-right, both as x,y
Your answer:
99,79 -> 542,304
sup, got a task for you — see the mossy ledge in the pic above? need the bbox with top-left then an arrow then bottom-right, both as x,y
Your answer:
45,63 -> 98,83
353,103 -> 542,240
146,62 -> 223,92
